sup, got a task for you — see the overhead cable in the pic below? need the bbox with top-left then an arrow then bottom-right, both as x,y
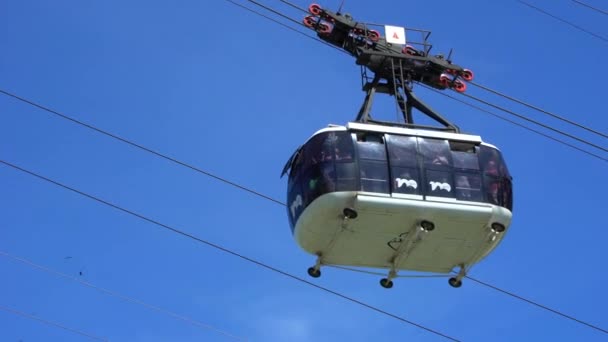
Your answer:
470,82 -> 607,139
229,0 -> 608,157
517,0 -> 608,43
0,1 -> 605,334
0,304 -> 108,341
458,91 -> 608,153
0,158 -> 460,342
419,84 -> 608,163
466,276 -> 608,335
2,86 -> 606,336
224,0 -> 347,55
570,0 -> 608,16
277,0 -> 308,13
0,1 -> 604,335
0,250 -> 246,341
0,89 -> 285,207
0,90 -> 605,338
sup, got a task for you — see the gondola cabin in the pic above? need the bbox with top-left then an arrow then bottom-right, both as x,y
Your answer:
282,122 -> 513,288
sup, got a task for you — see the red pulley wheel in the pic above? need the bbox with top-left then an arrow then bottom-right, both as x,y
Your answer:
320,24 -> 332,34
369,30 -> 380,42
303,16 -> 315,28
462,69 -> 474,81
454,81 -> 467,93
309,4 -> 322,15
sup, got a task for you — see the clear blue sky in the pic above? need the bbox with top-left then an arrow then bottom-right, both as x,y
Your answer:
1,1 -> 607,341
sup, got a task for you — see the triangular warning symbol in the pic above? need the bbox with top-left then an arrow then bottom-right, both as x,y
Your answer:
385,25 -> 406,44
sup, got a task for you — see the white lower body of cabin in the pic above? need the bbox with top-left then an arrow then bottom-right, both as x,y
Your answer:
294,191 -> 512,275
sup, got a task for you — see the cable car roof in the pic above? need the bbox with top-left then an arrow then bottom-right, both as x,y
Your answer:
307,122 -> 497,148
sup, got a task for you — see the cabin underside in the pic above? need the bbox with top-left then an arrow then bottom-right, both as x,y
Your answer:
293,191 -> 512,274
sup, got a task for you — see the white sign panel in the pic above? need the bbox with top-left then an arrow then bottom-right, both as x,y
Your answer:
385,25 -> 406,45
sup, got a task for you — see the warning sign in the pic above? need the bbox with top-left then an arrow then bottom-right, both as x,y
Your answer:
385,25 -> 406,45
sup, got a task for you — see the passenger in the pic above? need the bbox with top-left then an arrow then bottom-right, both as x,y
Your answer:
335,146 -> 353,161
425,141 -> 449,166
432,153 -> 449,166
455,175 -> 472,199
308,163 -> 335,199
485,159 -> 499,176
320,148 -> 334,162
482,152 -> 501,204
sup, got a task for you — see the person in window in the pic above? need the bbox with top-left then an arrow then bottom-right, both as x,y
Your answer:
335,145 -> 353,161
431,152 -> 449,166
483,158 -> 500,205
485,160 -> 499,176
455,175 -> 472,199
309,152 -> 336,197
320,149 -> 334,162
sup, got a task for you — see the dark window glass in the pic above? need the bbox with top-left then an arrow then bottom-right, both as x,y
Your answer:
484,176 -> 514,211
386,135 -> 420,195
503,178 -> 514,211
287,183 -> 303,231
303,134 -> 328,168
313,131 -> 354,162
426,170 -> 454,198
334,132 -> 355,162
479,145 -> 508,177
300,163 -> 336,205
336,162 -> 357,191
286,130 -> 365,229
356,133 -> 387,160
449,141 -> 476,153
386,135 -> 418,167
332,132 -> 357,191
356,133 -> 389,193
454,172 -> 483,201
360,160 -> 389,193
484,175 -> 502,206
479,145 -> 513,210
392,167 -> 420,195
452,150 -> 479,170
287,149 -> 303,187
419,138 -> 452,170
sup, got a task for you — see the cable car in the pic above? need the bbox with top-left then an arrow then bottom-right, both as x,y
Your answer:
281,4 -> 513,288
282,122 -> 513,289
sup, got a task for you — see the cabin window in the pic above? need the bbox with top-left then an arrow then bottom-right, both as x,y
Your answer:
334,132 -> 357,191
356,133 -> 389,193
287,131 -> 357,229
503,178 -> 514,211
479,145 -> 508,177
450,142 -> 479,170
286,131 -> 513,232
303,133 -> 331,166
391,167 -> 420,195
356,133 -> 387,160
452,150 -> 480,170
449,141 -> 476,153
419,138 -> 454,198
479,145 -> 513,210
426,170 -> 454,197
287,181 -> 303,230
454,172 -> 483,201
386,135 -> 420,195
295,133 -> 337,213
419,138 -> 453,169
